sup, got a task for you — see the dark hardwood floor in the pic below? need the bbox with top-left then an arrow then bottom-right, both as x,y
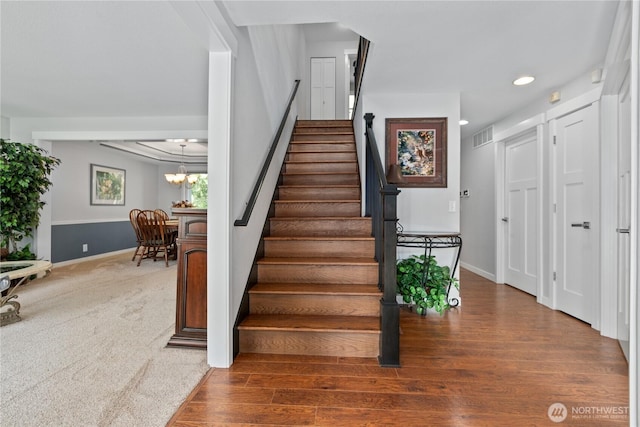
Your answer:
167,269 -> 629,426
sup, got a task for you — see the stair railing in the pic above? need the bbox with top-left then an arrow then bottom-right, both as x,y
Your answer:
235,80 -> 300,226
364,112 -> 400,367
351,37 -> 370,121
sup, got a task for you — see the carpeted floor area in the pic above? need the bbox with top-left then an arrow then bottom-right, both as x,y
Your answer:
0,252 -> 209,427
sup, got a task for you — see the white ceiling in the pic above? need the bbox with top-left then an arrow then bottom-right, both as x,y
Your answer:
1,1 -> 619,144
224,0 -> 619,137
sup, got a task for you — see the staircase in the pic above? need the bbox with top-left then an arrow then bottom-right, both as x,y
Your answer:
238,120 -> 381,358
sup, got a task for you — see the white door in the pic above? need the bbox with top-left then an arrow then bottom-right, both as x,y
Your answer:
553,103 -> 599,324
310,57 -> 336,120
504,131 -> 538,295
617,78 -> 632,360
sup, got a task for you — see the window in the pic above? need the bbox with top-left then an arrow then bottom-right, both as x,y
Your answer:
188,174 -> 208,208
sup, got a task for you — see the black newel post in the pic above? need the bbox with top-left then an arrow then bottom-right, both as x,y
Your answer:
363,112 -> 400,367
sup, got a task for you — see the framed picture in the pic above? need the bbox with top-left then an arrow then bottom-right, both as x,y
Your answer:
385,117 -> 448,187
90,164 -> 126,205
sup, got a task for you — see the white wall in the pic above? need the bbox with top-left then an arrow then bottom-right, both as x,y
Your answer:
305,40 -> 358,120
459,140 -> 496,280
1,116 -> 10,139
51,142 -> 158,224
359,92 -> 461,300
247,25 -> 306,124
361,92 -> 460,229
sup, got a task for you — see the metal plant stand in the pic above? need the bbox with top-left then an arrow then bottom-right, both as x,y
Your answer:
396,225 -> 462,307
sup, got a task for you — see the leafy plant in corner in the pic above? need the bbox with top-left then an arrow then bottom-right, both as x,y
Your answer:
397,254 -> 459,315
0,139 -> 61,257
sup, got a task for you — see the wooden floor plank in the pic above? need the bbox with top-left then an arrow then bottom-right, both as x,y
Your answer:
168,269 -> 629,426
228,360 -> 399,378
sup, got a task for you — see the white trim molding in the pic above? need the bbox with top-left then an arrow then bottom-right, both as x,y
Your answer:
461,262 -> 496,283
546,87 -> 602,121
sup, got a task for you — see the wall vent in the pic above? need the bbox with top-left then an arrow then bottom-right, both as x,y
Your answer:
472,126 -> 493,148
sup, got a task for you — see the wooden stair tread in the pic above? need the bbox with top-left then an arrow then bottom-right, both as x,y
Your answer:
296,120 -> 352,126
250,283 -> 381,296
279,184 -> 359,188
269,216 -> 370,221
238,314 -> 380,333
287,149 -> 356,153
285,160 -> 357,164
274,199 -> 360,203
296,119 -> 351,123
290,140 -> 353,143
271,217 -> 366,220
294,131 -> 352,134
282,171 -> 358,176
257,257 -> 377,265
263,236 -> 374,241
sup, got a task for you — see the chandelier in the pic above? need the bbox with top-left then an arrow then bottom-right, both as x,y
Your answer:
164,144 -> 198,186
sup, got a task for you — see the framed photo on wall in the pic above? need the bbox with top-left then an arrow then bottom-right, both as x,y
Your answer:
90,164 -> 126,205
385,117 -> 448,187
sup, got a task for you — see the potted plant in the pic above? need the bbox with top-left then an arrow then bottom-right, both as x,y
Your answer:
396,254 -> 459,315
0,139 -> 61,259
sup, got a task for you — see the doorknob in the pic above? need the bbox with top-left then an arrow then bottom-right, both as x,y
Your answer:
571,222 -> 590,229
501,217 -> 508,222
616,228 -> 630,234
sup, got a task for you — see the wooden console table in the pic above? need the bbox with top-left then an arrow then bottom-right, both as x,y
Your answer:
168,208 -> 207,348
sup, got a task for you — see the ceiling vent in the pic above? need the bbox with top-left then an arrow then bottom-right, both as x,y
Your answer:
472,126 -> 493,148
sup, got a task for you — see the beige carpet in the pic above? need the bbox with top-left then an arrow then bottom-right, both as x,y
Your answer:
0,252 -> 210,426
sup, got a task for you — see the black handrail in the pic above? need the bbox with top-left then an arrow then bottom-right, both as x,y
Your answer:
364,113 -> 400,367
351,37 -> 370,121
235,80 -> 300,226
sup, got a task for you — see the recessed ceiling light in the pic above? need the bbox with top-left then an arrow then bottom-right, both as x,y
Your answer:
513,76 -> 535,86
459,119 -> 469,126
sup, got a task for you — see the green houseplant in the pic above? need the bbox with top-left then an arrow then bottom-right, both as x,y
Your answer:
397,254 -> 459,315
0,139 -> 61,259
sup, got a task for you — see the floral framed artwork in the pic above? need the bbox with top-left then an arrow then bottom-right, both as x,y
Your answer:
385,117 -> 448,187
90,164 -> 125,205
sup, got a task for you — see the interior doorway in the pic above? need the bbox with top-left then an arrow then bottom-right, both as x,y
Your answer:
503,129 -> 539,295
344,50 -> 357,119
310,57 -> 336,120
616,73 -> 632,360
552,102 -> 600,325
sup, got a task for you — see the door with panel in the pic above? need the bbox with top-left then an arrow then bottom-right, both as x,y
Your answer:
617,76 -> 631,360
503,130 -> 538,295
310,57 -> 336,120
553,103 -> 599,324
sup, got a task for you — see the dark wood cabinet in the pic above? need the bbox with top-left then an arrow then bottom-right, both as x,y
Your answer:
168,208 -> 207,348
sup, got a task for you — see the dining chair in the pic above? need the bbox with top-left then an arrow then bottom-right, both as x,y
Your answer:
136,210 -> 177,267
154,209 -> 170,220
129,209 -> 145,262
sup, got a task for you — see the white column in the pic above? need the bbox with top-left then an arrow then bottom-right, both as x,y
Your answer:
207,51 -> 233,367
35,139 -> 53,261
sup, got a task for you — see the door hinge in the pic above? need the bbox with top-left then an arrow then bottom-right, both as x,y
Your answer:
553,203 -> 556,213
553,135 -> 557,145
553,272 -> 556,281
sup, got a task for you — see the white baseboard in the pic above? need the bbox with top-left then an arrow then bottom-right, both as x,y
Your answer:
460,262 -> 497,283
53,248 -> 134,267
